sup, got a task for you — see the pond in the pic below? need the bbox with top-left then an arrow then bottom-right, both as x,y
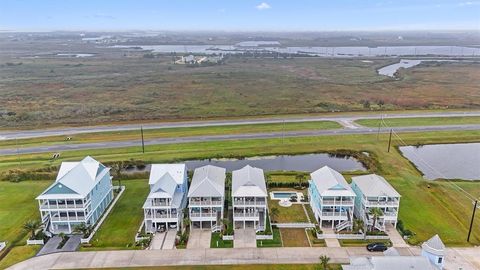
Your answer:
184,153 -> 366,172
124,153 -> 366,174
399,143 -> 480,180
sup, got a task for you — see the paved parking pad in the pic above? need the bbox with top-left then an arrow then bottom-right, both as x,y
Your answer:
187,230 -> 211,249
234,229 -> 257,248
162,230 -> 176,250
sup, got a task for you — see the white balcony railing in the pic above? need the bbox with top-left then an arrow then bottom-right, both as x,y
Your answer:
233,212 -> 259,218
365,200 -> 399,206
51,216 -> 86,221
321,199 -> 354,205
189,200 -> 222,206
320,211 -> 348,217
233,200 -> 266,206
190,212 -> 216,217
40,203 -> 86,209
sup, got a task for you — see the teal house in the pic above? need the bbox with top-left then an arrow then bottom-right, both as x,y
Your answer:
36,156 -> 113,234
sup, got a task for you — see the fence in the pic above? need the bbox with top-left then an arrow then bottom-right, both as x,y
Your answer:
256,234 -> 273,240
316,233 -> 389,240
81,186 -> 125,244
273,223 -> 316,228
26,239 -> 44,245
222,235 -> 234,241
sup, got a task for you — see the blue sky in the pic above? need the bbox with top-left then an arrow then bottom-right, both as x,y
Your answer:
1,0 -> 479,31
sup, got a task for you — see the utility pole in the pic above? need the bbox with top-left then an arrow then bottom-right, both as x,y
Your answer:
467,200 -> 478,242
282,120 -> 285,145
387,129 -> 392,152
140,126 -> 145,154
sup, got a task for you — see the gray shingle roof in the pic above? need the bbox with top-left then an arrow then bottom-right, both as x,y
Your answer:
351,174 -> 401,198
188,165 -> 226,198
422,234 -> 445,256
37,156 -> 108,199
232,165 -> 267,197
310,166 -> 355,197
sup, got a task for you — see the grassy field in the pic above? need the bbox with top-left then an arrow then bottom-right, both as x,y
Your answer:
338,239 -> 391,247
0,245 -> 41,269
356,116 -> 480,127
257,228 -> 283,248
83,179 -> 149,250
210,232 -> 233,248
0,180 -> 50,245
0,130 -> 479,247
279,229 -> 310,247
0,121 -> 341,149
1,56 -> 479,128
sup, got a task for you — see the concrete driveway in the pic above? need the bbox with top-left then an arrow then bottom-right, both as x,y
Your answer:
234,229 -> 257,248
149,232 -> 166,250
37,235 -> 81,256
187,230 -> 211,249
162,230 -> 176,250
385,224 -> 409,247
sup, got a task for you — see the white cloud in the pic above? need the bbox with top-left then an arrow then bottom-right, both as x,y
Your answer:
256,2 -> 271,10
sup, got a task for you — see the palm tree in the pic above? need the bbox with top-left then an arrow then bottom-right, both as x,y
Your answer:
353,218 -> 365,233
319,254 -> 330,270
369,207 -> 384,232
269,207 -> 279,223
221,218 -> 230,234
265,174 -> 272,188
73,223 -> 93,238
295,174 -> 306,188
111,161 -> 125,188
23,220 -> 41,240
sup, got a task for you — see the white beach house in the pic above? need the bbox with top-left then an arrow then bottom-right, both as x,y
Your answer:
232,165 -> 268,231
36,156 -> 114,234
351,174 -> 401,231
143,164 -> 188,233
187,165 -> 226,231
308,166 -> 356,231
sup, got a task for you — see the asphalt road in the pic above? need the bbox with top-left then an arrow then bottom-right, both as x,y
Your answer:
1,124 -> 479,155
1,111 -> 480,140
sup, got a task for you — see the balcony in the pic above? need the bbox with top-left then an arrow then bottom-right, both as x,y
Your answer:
320,211 -> 348,217
365,200 -> 399,207
233,200 -> 266,206
50,216 -> 85,221
190,212 -> 216,217
233,212 -> 259,218
321,199 -> 354,205
189,200 -> 222,206
40,203 -> 87,210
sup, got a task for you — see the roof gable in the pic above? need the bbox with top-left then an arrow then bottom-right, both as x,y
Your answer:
149,164 -> 185,185
232,165 -> 267,197
310,166 -> 355,196
44,182 -> 78,195
188,165 -> 226,197
351,174 -> 400,198
149,172 -> 177,198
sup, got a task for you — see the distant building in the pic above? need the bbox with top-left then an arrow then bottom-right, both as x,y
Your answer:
308,166 -> 356,231
342,235 -> 445,270
351,174 -> 401,231
36,156 -> 113,234
232,165 -> 268,231
188,165 -> 226,231
143,164 -> 188,233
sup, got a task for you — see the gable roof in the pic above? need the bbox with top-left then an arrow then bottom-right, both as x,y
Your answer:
149,164 -> 185,185
148,172 -> 178,199
188,165 -> 226,197
232,165 -> 267,197
310,166 -> 355,197
422,234 -> 445,256
351,174 -> 401,198
37,156 -> 108,199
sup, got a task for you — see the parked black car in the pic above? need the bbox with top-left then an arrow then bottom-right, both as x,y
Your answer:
366,242 -> 388,252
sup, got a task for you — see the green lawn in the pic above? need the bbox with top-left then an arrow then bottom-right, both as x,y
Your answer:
356,116 -> 480,128
257,227 -> 283,248
0,121 -> 341,149
0,245 -> 41,269
210,232 -> 233,248
0,130 -> 479,246
268,188 -> 309,223
338,239 -> 391,247
280,229 -> 310,247
0,180 -> 50,245
83,179 -> 149,250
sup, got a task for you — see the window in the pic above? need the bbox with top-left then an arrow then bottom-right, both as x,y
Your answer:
438,257 -> 443,264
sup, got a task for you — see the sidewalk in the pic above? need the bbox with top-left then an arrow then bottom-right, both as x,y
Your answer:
8,246 -> 479,270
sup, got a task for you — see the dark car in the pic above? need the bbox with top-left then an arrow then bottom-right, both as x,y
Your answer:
366,242 -> 388,252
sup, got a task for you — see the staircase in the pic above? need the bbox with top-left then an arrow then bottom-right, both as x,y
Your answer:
335,220 -> 351,232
